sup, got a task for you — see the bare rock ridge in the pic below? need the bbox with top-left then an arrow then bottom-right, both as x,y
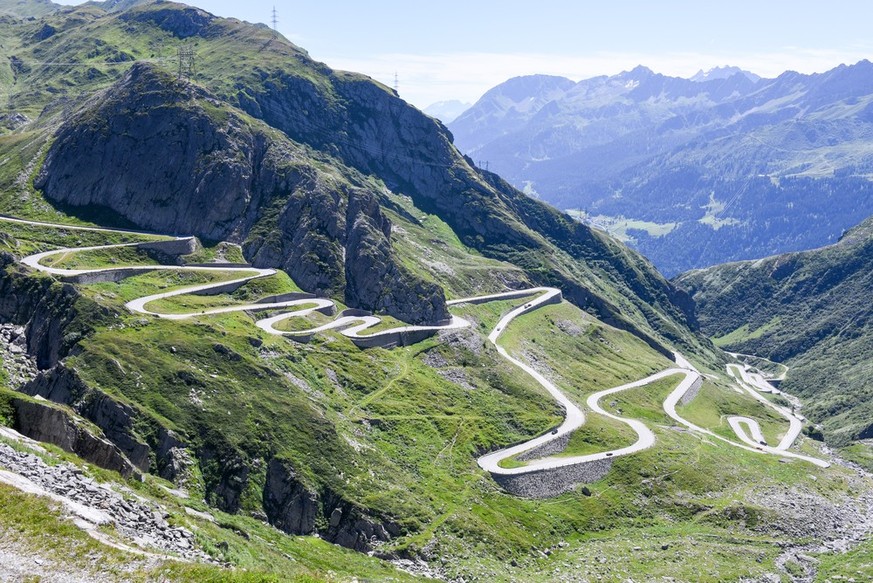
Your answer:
36,63 -> 448,325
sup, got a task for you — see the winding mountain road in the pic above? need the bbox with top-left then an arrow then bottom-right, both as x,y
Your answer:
5,215 -> 829,492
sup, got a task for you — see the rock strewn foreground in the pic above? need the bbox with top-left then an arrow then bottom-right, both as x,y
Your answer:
0,439 -> 209,562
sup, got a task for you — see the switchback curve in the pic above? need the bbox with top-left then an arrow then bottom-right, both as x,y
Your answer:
6,215 -> 829,497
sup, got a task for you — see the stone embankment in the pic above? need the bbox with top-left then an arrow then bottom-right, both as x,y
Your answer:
492,458 -> 614,499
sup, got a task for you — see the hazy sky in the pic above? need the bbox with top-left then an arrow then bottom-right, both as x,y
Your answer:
55,1 -> 873,108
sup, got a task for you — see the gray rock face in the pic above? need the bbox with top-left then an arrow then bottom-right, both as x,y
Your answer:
36,66 -> 263,241
121,5 -> 215,39
263,458 -> 318,535
0,323 -> 38,388
36,64 -> 448,324
11,397 -> 139,478
263,457 -> 395,552
22,364 -> 184,478
0,254 -> 98,370
344,190 -> 449,323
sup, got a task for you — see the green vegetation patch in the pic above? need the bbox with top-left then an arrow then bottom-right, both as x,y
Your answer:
678,380 -> 790,445
559,413 -> 639,457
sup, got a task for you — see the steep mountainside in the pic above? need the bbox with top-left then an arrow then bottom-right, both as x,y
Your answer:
0,0 -> 57,18
0,2 -> 870,581
0,0 -> 710,358
36,63 -> 449,325
450,64 -> 873,275
675,216 -> 873,451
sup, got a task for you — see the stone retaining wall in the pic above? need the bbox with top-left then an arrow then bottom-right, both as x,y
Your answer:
185,262 -> 252,268
492,457 -> 613,498
63,267 -> 158,284
516,432 -> 570,461
351,328 -> 439,349
189,278 -> 250,296
255,292 -> 317,304
138,238 -> 197,256
679,375 -> 704,405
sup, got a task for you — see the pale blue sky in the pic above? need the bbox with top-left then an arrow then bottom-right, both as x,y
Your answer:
55,1 -> 873,108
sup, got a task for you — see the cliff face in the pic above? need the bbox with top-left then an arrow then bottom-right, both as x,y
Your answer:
36,64 -> 448,324
234,69 -> 697,352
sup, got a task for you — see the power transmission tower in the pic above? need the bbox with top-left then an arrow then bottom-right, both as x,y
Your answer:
271,6 -> 278,38
393,72 -> 398,94
177,43 -> 195,80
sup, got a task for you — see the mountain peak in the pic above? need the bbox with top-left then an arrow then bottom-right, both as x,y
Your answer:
690,66 -> 760,83
423,99 -> 471,123
618,65 -> 655,80
483,74 -> 575,102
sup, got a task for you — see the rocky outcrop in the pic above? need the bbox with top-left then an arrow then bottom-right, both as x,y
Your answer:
0,324 -> 38,388
198,446 -> 250,513
263,458 -> 318,534
263,457 -> 396,552
11,397 -> 140,478
35,65 -> 267,241
23,365 -> 152,471
36,64 -> 448,324
344,190 -> 449,323
120,4 -> 215,39
19,364 -> 197,483
0,253 -> 107,370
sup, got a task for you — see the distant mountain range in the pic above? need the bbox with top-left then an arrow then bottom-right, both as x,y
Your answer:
690,66 -> 760,83
449,61 -> 873,276
423,99 -> 471,123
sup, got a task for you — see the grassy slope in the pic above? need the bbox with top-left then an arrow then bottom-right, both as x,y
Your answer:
674,216 -> 873,454
0,452 -> 422,582
0,3 -> 865,581
1,225 -> 869,581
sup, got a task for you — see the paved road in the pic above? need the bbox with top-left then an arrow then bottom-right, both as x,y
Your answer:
665,357 -> 829,468
726,363 -> 804,450
11,217 -> 471,341
7,215 -> 830,481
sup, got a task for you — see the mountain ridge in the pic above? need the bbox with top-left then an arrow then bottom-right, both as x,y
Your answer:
0,0 -> 708,358
674,214 -> 873,451
0,1 -> 869,581
450,60 -> 873,275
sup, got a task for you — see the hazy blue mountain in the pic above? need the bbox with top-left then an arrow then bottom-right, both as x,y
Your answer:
422,99 -> 471,123
690,65 -> 760,83
450,61 -> 873,276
